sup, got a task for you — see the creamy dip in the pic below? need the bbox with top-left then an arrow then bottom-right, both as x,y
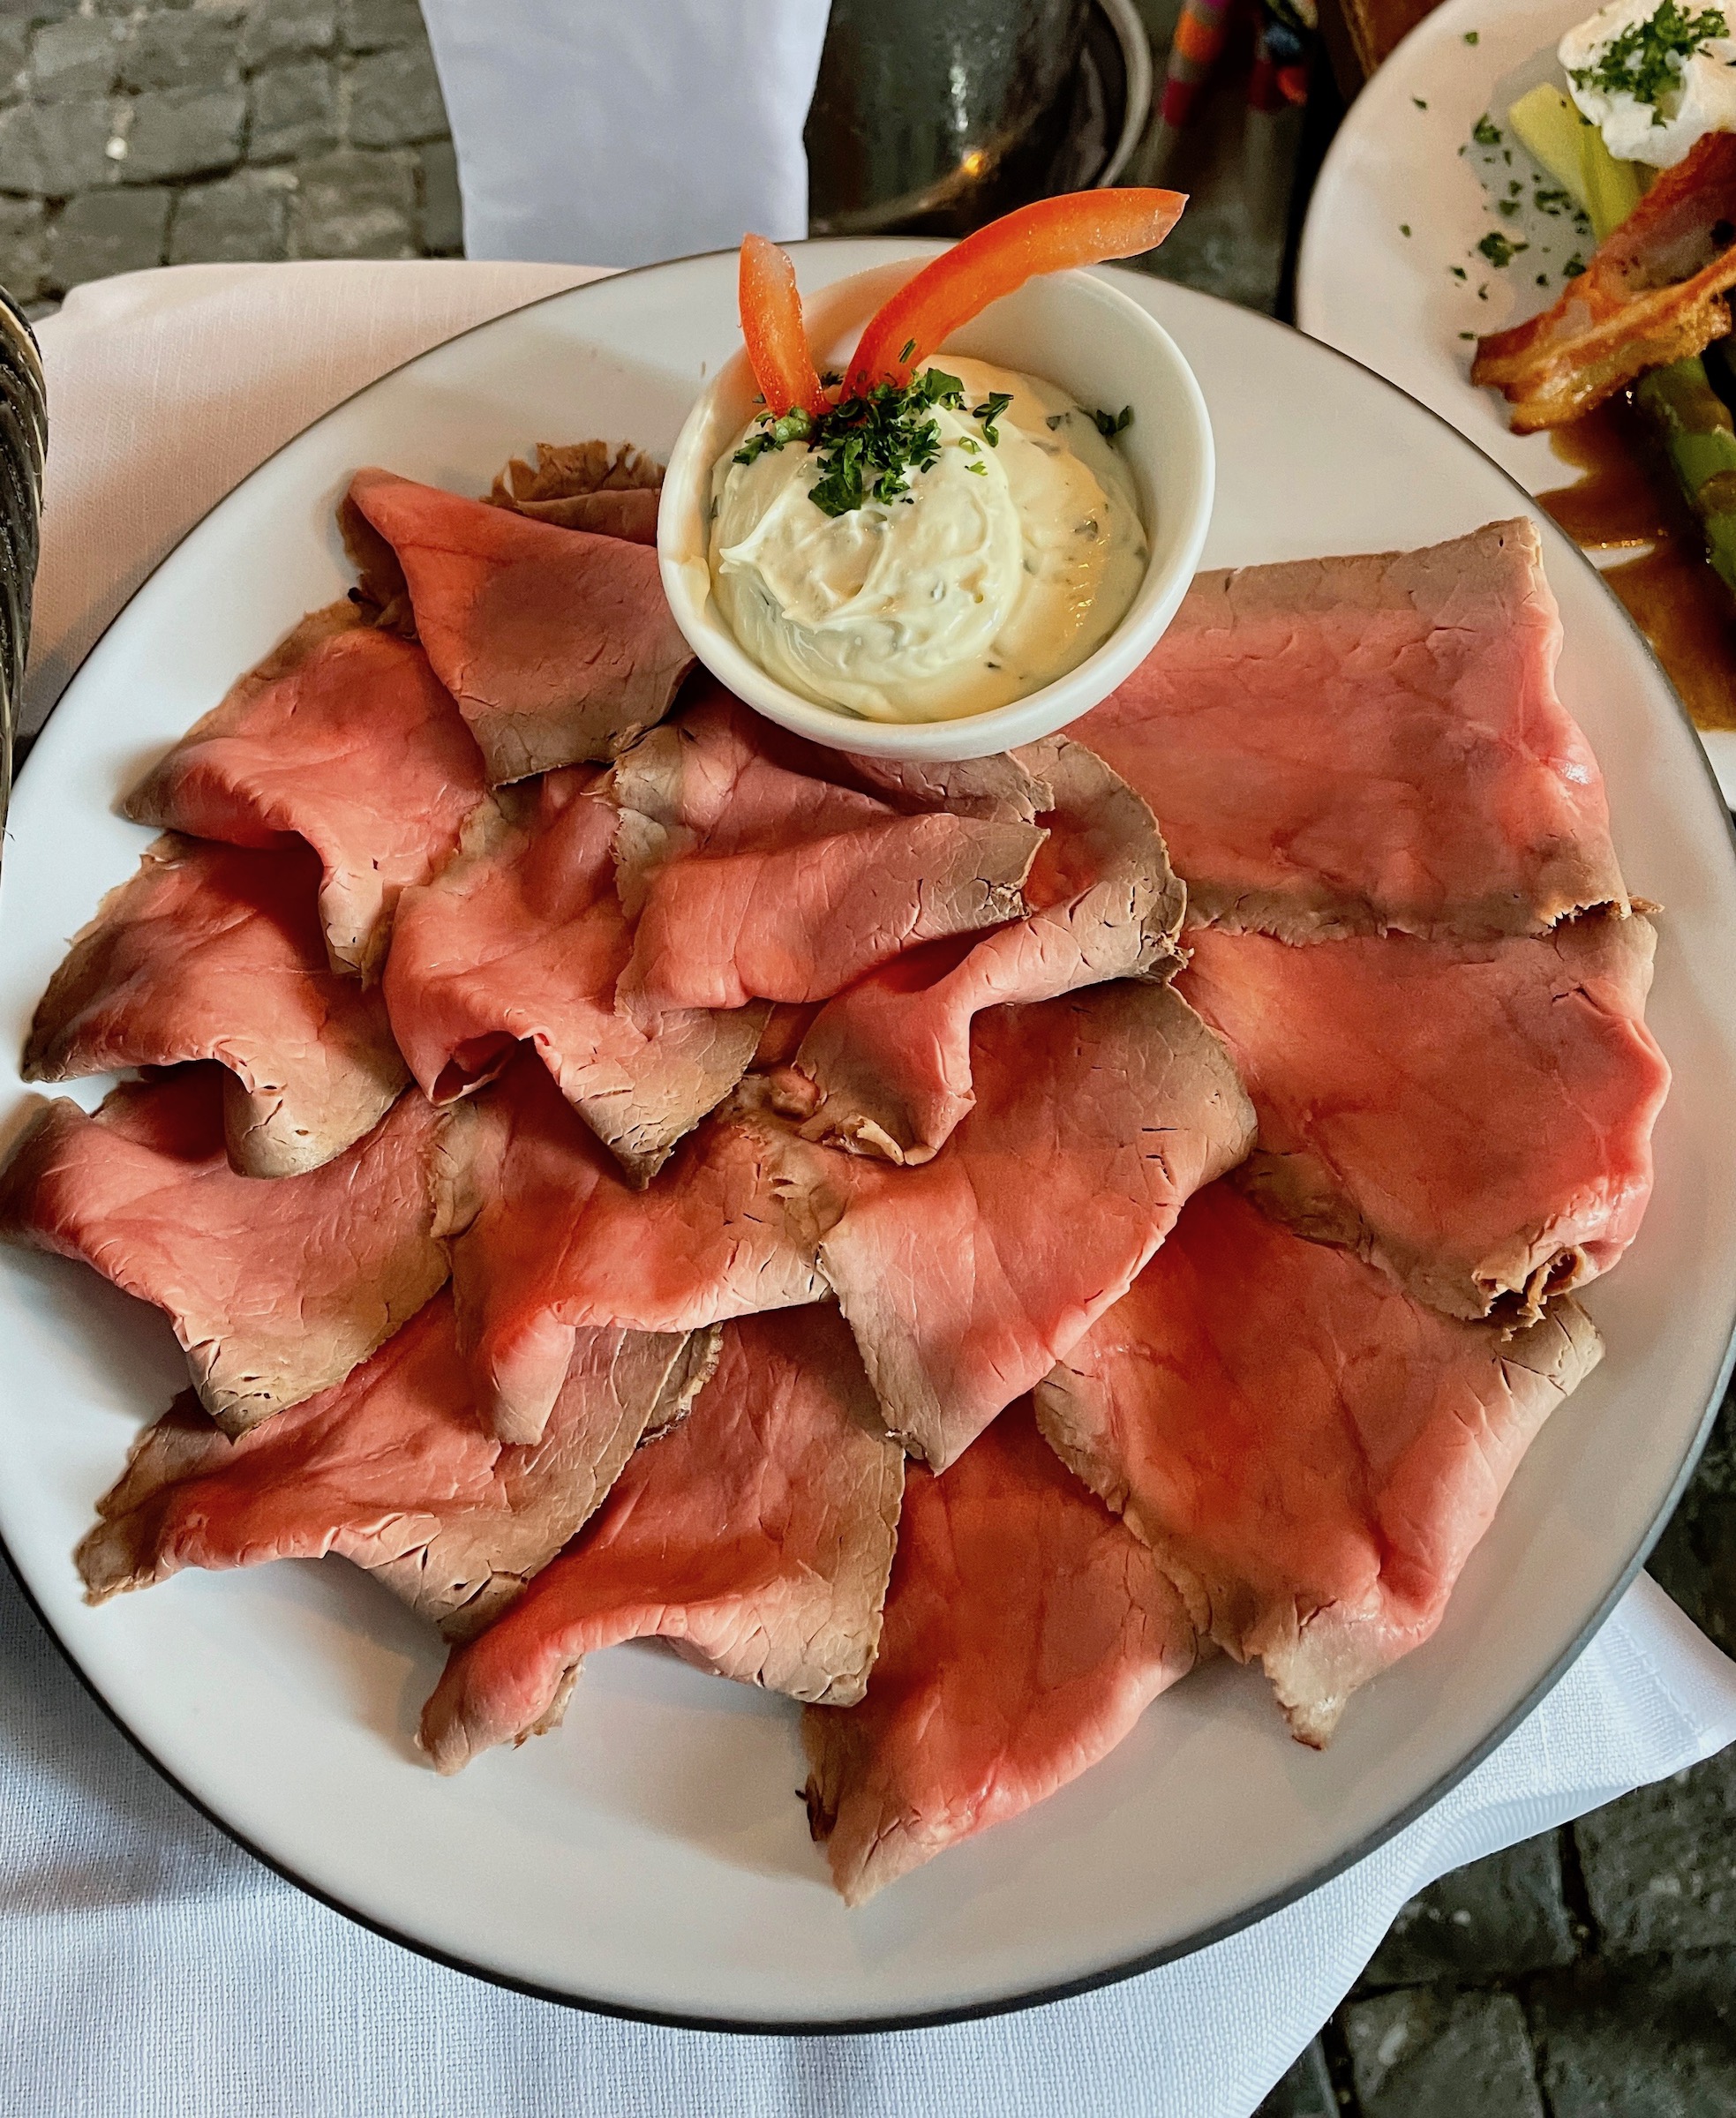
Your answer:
708,357 -> 1147,724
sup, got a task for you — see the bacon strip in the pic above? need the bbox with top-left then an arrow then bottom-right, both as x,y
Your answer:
1473,132 -> 1736,432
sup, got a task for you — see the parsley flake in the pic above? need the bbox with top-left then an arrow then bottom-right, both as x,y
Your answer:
972,391 -> 1014,446
1473,112 -> 1503,145
1414,95 -> 1429,108
1401,222 -> 1412,236
1477,230 -> 1527,266
1569,0 -> 1725,119
1091,404 -> 1135,440
1464,27 -> 1480,42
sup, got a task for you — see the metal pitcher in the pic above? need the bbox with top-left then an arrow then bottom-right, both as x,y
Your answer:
807,0 -> 1146,236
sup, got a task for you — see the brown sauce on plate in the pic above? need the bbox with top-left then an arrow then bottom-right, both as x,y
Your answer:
1539,396 -> 1736,732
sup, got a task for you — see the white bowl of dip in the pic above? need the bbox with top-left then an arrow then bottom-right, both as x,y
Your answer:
658,253 -> 1215,762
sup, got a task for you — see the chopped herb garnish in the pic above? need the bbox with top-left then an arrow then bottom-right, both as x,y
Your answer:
1401,222 -> 1412,236
1478,282 -> 1491,299
1473,112 -> 1502,145
1464,28 -> 1480,42
972,390 -> 1014,445
966,461 -> 988,476
1459,330 -> 1477,339
1045,412 -> 1067,430
1091,403 -> 1134,439
1451,265 -> 1469,279
1534,184 -> 1574,214
1477,229 -> 1527,266
732,406 -> 813,467
1508,178 -> 1524,194
1570,0 -> 1725,119
1565,252 -> 1588,275
1414,95 -> 1429,108
1537,271 -> 1552,286
899,338 -> 916,362
1498,199 -> 1522,218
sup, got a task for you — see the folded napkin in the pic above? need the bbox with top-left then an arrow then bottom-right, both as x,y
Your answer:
417,0 -> 833,268
9,261 -> 1736,2118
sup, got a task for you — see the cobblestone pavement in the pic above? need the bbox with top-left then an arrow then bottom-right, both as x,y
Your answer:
2,8 -> 1733,2109
0,0 -> 458,310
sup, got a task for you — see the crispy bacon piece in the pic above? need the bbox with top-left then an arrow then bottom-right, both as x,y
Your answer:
124,606 -> 485,980
1473,132 -> 1736,432
801,1403 -> 1199,1904
418,1307 -> 906,1771
76,1295 -> 718,1639
1036,1184 -> 1603,1746
0,1068 -> 445,1432
22,836 -> 408,1177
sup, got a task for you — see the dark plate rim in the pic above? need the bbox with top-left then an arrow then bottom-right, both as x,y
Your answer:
5,244 -> 1734,2037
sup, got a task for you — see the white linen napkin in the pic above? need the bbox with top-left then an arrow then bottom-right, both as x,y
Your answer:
9,261 -> 1736,2118
417,0 -> 833,268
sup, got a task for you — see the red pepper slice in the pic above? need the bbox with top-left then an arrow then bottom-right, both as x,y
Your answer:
844,188 -> 1187,397
738,233 -> 829,421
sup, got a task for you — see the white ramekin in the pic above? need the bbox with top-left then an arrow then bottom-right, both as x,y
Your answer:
658,256 -> 1215,763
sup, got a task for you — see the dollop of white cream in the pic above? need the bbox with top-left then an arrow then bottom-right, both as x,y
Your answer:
1561,0 -> 1736,167
708,357 -> 1146,724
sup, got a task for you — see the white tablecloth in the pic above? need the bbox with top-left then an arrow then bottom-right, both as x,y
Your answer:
9,261 -> 1736,2118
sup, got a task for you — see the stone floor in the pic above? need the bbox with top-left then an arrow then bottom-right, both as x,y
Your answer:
0,0 -> 459,312
2,6 -> 1733,2111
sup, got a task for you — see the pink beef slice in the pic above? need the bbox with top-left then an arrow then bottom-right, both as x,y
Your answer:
812,979 -> 1252,1470
383,766 -> 767,1184
792,740 -> 1185,1163
346,467 -> 695,785
1078,520 -> 1629,943
801,1401 -> 1199,1906
22,835 -> 409,1179
124,605 -> 486,979
418,1305 -> 906,1771
434,1048 -> 828,1444
0,1066 -> 447,1433
75,1291 -> 718,1641
1178,912 -> 1670,1323
1035,1183 -> 1602,1747
605,696 -> 1043,1015
438,983 -> 1253,1471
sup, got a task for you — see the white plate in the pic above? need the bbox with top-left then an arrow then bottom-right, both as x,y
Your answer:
2,246 -> 1734,2029
1296,0 -> 1736,806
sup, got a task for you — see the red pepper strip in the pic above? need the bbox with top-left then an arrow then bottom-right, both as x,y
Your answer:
738,233 -> 829,421
845,189 -> 1188,397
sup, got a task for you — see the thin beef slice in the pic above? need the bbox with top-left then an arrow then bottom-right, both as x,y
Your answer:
419,1306 -> 905,1770
801,1402 -> 1199,1906
792,740 -> 1184,1162
347,467 -> 694,783
1179,912 -> 1670,1322
23,835 -> 408,1177
0,1067 -> 446,1432
1079,520 -> 1627,943
76,1291 -> 718,1641
1036,1183 -> 1603,1746
439,984 -> 1254,1472
604,692 -> 1044,1014
434,1049 -> 827,1443
383,767 -> 766,1183
124,605 -> 486,978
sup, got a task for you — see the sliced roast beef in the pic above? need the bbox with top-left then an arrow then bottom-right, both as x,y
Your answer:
793,741 -> 1186,1162
76,1291 -> 716,1640
1080,521 -> 1628,943
346,468 -> 694,784
604,695 -> 1043,1016
801,1402 -> 1199,1905
0,1068 -> 445,1432
1036,1183 -> 1603,1746
440,984 -> 1252,1470
434,1049 -> 826,1443
22,836 -> 408,1177
124,605 -> 486,978
419,1306 -> 905,1771
487,439 -> 664,545
1179,912 -> 1670,1322
841,740 -> 1060,822
813,980 -> 1252,1468
383,768 -> 764,1183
